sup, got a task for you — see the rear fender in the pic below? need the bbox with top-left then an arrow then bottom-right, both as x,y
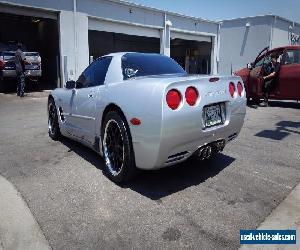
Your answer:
97,81 -> 165,168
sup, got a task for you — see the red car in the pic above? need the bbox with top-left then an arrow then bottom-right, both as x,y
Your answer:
235,45 -> 300,103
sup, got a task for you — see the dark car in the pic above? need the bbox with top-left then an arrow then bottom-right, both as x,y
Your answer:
235,45 -> 300,103
0,50 -> 42,92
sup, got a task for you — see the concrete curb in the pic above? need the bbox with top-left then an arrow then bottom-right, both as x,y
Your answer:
0,175 -> 51,250
240,183 -> 300,249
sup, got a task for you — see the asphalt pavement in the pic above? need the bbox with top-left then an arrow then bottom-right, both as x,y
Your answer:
0,93 -> 299,249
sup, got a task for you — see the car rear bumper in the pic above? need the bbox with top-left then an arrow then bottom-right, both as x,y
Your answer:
2,70 -> 42,78
133,112 -> 245,170
132,95 -> 246,170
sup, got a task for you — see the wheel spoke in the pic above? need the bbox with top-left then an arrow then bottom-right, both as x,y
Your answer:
49,104 -> 55,133
104,120 -> 124,175
115,132 -> 120,144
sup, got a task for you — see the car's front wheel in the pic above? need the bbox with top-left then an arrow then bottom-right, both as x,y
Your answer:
101,111 -> 137,183
48,98 -> 61,140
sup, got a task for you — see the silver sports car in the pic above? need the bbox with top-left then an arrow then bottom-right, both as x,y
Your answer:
48,52 -> 246,182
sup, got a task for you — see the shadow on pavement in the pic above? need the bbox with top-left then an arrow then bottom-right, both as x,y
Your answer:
247,100 -> 299,109
123,153 -> 235,200
60,137 -> 104,170
268,100 -> 300,109
60,137 -> 235,200
255,120 -> 300,141
247,104 -> 258,109
0,79 -> 53,93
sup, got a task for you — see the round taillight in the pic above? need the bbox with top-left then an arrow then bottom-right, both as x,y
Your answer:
166,89 -> 181,110
237,82 -> 243,96
185,86 -> 198,106
229,82 -> 236,98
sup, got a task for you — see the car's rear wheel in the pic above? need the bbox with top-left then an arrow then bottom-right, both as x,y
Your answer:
102,111 -> 137,183
252,97 -> 260,105
48,98 -> 61,140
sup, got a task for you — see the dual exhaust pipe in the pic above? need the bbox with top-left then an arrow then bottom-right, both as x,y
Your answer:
196,140 -> 225,160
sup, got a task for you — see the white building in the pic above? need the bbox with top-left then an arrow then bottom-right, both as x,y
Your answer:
219,15 -> 300,74
0,0 -> 220,89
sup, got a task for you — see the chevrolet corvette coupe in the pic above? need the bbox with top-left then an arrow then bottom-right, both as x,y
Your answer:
48,52 -> 246,182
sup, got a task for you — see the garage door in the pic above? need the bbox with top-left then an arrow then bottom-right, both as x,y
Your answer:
171,31 -> 211,43
88,18 -> 160,38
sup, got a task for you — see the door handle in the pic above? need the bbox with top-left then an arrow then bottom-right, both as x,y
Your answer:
88,93 -> 94,98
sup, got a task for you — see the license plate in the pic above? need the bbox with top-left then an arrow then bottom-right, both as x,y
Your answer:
26,65 -> 39,70
203,103 -> 225,128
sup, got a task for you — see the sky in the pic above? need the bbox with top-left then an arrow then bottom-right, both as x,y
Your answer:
126,0 -> 300,23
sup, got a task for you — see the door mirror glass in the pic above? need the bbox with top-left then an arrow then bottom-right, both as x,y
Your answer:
75,81 -> 83,89
65,80 -> 75,89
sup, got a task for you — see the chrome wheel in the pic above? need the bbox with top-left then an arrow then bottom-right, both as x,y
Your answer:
103,119 -> 125,176
48,99 -> 61,140
48,102 -> 56,135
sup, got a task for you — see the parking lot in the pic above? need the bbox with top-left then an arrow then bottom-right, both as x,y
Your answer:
0,93 -> 299,249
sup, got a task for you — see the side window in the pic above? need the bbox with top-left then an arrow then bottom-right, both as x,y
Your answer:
91,56 -> 112,86
76,56 -> 112,88
254,55 -> 271,68
282,50 -> 300,65
76,66 -> 91,88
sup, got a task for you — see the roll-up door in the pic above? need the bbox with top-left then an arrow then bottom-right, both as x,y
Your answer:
89,18 -> 160,38
171,31 -> 211,43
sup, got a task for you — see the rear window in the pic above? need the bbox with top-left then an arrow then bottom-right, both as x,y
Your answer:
24,52 -> 39,57
282,50 -> 300,65
121,53 -> 186,80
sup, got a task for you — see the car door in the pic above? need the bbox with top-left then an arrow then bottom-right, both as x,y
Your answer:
248,53 -> 270,98
277,49 -> 300,99
58,88 -> 75,134
68,56 -> 112,143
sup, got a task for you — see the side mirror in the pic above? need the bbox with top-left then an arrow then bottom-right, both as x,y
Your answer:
247,63 -> 253,69
75,81 -> 83,89
65,80 -> 75,89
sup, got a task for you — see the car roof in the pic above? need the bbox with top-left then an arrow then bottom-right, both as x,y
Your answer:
270,45 -> 300,51
104,52 -> 164,57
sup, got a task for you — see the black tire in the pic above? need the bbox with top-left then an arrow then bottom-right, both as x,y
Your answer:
246,97 -> 251,105
252,98 -> 260,105
48,98 -> 61,140
101,111 -> 137,183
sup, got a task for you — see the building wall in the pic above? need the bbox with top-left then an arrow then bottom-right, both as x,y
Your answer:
219,16 -> 272,74
59,11 -> 89,83
290,22 -> 300,45
0,0 -> 73,11
272,17 -> 300,48
0,0 -> 219,83
78,0 -> 164,28
167,13 -> 218,35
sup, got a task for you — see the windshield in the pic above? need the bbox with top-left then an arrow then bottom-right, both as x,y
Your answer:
121,53 -> 187,80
